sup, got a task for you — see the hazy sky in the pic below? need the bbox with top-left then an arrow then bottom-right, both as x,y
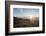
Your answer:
13,8 -> 39,17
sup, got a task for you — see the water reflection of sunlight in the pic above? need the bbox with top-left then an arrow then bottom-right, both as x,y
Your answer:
29,16 -> 35,24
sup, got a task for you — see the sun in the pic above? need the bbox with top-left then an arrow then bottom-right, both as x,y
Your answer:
29,16 -> 33,19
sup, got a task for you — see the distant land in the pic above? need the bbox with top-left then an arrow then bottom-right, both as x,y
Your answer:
13,16 -> 39,28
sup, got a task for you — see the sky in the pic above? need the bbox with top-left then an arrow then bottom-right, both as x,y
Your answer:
13,8 -> 39,17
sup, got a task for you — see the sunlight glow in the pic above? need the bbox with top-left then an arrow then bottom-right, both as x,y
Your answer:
29,16 -> 33,19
